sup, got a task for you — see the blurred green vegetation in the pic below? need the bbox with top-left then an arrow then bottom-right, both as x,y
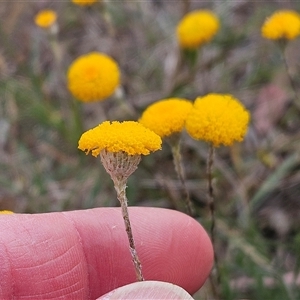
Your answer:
1,1 -> 300,299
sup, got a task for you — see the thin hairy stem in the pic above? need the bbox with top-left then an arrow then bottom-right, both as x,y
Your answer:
207,145 -> 216,245
181,0 -> 190,17
166,134 -> 194,215
207,144 -> 221,294
70,98 -> 83,144
279,42 -> 300,111
114,180 -> 144,281
170,139 -> 194,216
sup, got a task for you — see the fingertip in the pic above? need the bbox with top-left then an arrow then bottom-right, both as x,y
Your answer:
128,207 -> 214,294
0,207 -> 213,299
67,207 -> 214,296
97,281 -> 194,300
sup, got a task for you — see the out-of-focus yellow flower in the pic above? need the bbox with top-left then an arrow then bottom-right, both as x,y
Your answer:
0,210 -> 14,214
67,52 -> 120,102
185,94 -> 250,147
261,10 -> 300,40
34,10 -> 57,28
78,121 -> 162,157
139,98 -> 193,138
176,10 -> 220,49
72,0 -> 97,6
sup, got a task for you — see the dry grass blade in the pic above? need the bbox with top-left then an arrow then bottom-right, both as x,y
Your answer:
217,219 -> 274,275
249,153 -> 300,211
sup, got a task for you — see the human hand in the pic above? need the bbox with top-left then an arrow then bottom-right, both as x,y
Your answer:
0,207 -> 213,299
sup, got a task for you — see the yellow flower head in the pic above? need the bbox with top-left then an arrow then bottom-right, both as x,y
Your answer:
261,10 -> 300,40
176,10 -> 220,49
139,98 -> 193,138
0,210 -> 14,214
72,0 -> 97,6
67,52 -> 120,102
185,94 -> 250,147
78,121 -> 162,156
34,10 -> 57,28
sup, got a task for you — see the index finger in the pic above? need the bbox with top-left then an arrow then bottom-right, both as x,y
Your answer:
0,207 -> 213,299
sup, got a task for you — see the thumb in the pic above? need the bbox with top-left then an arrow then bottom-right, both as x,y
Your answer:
97,281 -> 194,300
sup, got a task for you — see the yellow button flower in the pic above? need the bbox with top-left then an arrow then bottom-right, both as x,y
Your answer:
79,121 -> 160,281
261,10 -> 300,40
34,10 -> 57,29
78,121 -> 162,157
67,52 -> 120,102
79,120 -> 160,281
139,98 -> 193,138
185,94 -> 250,147
176,10 -> 220,49
72,0 -> 98,6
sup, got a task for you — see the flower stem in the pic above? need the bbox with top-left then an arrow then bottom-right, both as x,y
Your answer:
181,0 -> 190,17
207,144 -> 221,291
207,144 -> 216,245
70,97 -> 83,145
173,147 -> 193,215
278,42 -> 300,111
169,138 -> 194,216
114,180 -> 144,282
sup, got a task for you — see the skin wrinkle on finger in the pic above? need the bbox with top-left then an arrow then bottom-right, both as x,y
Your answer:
104,222 -> 130,289
30,280 -> 85,299
66,208 -> 138,299
137,214 -> 179,281
13,244 -> 76,272
61,212 -> 92,299
136,208 -> 212,292
0,234 -> 14,298
0,213 -> 89,299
